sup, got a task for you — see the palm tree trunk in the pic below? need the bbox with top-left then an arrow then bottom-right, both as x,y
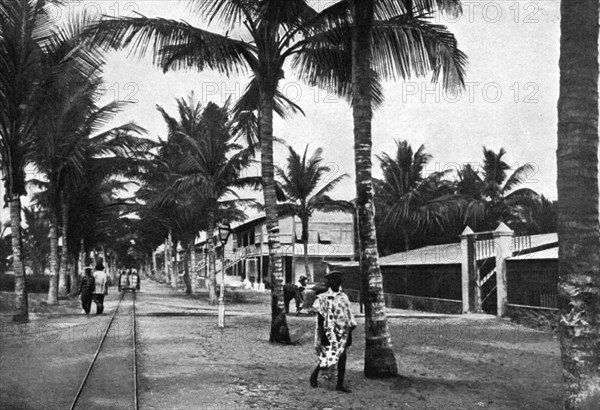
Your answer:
557,0 -> 600,407
352,0 -> 397,377
190,244 -> 197,293
58,196 -> 69,297
164,237 -> 169,283
166,229 -> 172,286
47,211 -> 59,305
71,249 -> 82,298
183,243 -> 192,295
9,197 -> 28,322
100,245 -> 106,270
261,94 -> 291,344
170,233 -> 177,289
302,218 -> 311,281
152,249 -> 157,274
206,213 -> 217,304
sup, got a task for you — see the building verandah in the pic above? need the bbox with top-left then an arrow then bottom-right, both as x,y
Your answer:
191,211 -> 355,289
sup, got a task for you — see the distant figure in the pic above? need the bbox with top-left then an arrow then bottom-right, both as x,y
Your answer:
283,275 -> 308,315
93,262 -> 108,315
130,268 -> 140,291
77,267 -> 95,316
118,269 -> 128,292
310,270 -> 356,393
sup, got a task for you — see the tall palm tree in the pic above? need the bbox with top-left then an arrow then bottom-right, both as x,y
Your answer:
0,0 -> 66,321
557,0 -> 600,407
157,97 -> 255,304
293,0 -> 467,376
457,147 -> 539,232
374,140 -> 459,253
276,145 -> 351,281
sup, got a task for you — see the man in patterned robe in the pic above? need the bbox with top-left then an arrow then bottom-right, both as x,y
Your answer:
309,270 -> 357,393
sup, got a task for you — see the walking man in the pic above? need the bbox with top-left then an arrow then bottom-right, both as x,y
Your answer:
310,270 -> 356,393
77,266 -> 95,316
93,262 -> 108,315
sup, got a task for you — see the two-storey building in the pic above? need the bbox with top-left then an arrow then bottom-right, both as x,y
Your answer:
197,211 -> 354,288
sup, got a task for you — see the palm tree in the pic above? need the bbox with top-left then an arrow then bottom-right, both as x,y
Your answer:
276,145 -> 351,281
374,140 -> 460,253
457,147 -> 539,232
293,0 -> 466,376
556,0 -> 600,407
0,0 -> 66,321
157,97 -> 255,304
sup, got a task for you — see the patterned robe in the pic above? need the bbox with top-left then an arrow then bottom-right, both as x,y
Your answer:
314,289 -> 357,369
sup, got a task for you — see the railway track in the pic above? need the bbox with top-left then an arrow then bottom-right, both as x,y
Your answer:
70,291 -> 139,410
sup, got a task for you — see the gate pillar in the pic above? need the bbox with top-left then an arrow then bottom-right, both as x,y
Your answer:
493,223 -> 514,317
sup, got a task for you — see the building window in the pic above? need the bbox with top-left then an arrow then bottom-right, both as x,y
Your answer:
318,232 -> 331,244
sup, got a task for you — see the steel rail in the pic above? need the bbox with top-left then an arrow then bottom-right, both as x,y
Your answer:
132,290 -> 138,410
69,290 -> 139,410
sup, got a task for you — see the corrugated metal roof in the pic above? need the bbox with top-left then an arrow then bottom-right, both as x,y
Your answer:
379,243 -> 462,266
523,233 -> 557,248
330,232 -> 559,268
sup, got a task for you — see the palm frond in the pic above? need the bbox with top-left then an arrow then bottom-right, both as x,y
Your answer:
87,15 -> 254,76
503,163 -> 537,194
372,16 -> 467,89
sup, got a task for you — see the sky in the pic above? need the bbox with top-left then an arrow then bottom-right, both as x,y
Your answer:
0,0 -> 570,228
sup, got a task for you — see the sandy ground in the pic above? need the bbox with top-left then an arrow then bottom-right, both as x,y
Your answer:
0,281 -> 563,410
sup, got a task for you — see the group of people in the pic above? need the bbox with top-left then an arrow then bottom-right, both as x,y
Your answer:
77,262 -> 109,316
118,268 -> 140,292
77,263 -> 141,316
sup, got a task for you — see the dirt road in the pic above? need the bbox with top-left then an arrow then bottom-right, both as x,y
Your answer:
1,281 -> 562,409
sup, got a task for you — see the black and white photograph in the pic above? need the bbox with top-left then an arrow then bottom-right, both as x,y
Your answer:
0,0 -> 598,409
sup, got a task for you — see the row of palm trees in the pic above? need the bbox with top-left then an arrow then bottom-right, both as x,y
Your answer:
129,95 -> 352,304
132,96 -> 257,304
374,142 -> 554,256
0,2 -> 152,315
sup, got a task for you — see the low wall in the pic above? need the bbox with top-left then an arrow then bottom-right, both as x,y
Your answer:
384,293 -> 463,314
344,289 -> 462,314
507,304 -> 559,332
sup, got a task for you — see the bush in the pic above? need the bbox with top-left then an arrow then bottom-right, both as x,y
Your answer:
0,274 -> 50,293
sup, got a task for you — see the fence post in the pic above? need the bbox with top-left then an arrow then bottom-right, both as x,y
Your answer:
493,223 -> 513,317
460,226 -> 474,313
